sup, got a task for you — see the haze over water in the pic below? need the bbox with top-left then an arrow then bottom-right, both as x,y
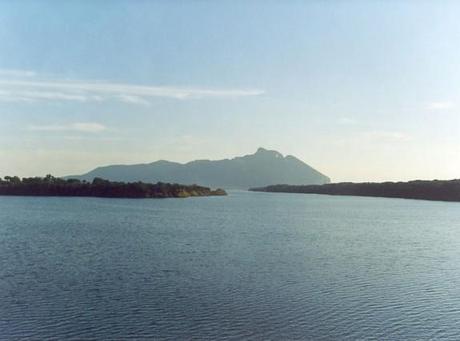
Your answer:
1,191 -> 460,339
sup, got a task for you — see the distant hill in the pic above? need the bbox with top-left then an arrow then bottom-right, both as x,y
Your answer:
67,147 -> 330,189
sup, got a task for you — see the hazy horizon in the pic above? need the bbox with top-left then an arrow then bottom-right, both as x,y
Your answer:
1,1 -> 460,182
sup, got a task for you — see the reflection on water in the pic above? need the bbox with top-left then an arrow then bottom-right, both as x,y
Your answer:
1,191 -> 460,339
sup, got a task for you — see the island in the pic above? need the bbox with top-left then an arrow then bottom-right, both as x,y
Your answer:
0,175 -> 227,199
250,179 -> 460,202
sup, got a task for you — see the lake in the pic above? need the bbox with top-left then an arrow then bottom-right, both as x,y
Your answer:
1,191 -> 460,339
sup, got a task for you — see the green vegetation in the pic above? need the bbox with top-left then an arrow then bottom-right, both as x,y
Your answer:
250,180 -> 460,202
0,175 -> 227,199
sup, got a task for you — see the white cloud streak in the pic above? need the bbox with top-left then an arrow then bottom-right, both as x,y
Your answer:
0,89 -> 95,102
118,94 -> 151,106
28,122 -> 107,133
426,101 -> 454,110
362,131 -> 412,142
0,69 -> 36,78
0,70 -> 264,105
337,117 -> 357,125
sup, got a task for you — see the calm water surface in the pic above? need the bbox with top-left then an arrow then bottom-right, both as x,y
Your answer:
1,191 -> 460,339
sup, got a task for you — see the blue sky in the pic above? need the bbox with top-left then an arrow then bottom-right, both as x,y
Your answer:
1,1 -> 460,181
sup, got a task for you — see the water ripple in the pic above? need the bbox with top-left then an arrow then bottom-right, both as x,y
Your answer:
1,193 -> 460,339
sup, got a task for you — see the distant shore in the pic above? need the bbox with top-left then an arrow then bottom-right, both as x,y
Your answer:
250,180 -> 460,202
0,175 -> 227,199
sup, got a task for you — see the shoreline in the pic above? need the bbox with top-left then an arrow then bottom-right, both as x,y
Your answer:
250,179 -> 460,203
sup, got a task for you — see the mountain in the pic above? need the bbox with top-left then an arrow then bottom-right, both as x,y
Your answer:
67,147 -> 330,189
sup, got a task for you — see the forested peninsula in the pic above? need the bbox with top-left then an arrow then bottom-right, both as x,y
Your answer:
0,175 -> 227,198
250,180 -> 460,202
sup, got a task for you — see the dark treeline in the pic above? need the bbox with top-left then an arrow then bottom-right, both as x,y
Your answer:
250,180 -> 460,202
0,175 -> 227,198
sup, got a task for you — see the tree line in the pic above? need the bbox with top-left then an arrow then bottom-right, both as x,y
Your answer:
250,179 -> 460,202
0,175 -> 227,198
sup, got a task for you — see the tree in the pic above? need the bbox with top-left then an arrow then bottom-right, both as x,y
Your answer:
4,176 -> 20,184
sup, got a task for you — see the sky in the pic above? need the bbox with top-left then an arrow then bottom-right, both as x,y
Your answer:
1,0 -> 460,182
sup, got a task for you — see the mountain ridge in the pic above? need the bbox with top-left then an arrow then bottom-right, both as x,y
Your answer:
67,147 -> 330,189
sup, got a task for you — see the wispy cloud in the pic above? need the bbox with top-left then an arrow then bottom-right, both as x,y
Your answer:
362,130 -> 412,142
426,101 -> 454,110
337,117 -> 357,125
62,135 -> 124,142
0,89 -> 97,103
335,130 -> 413,150
0,69 -> 36,78
0,69 -> 264,105
28,122 -> 107,133
118,94 -> 151,106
